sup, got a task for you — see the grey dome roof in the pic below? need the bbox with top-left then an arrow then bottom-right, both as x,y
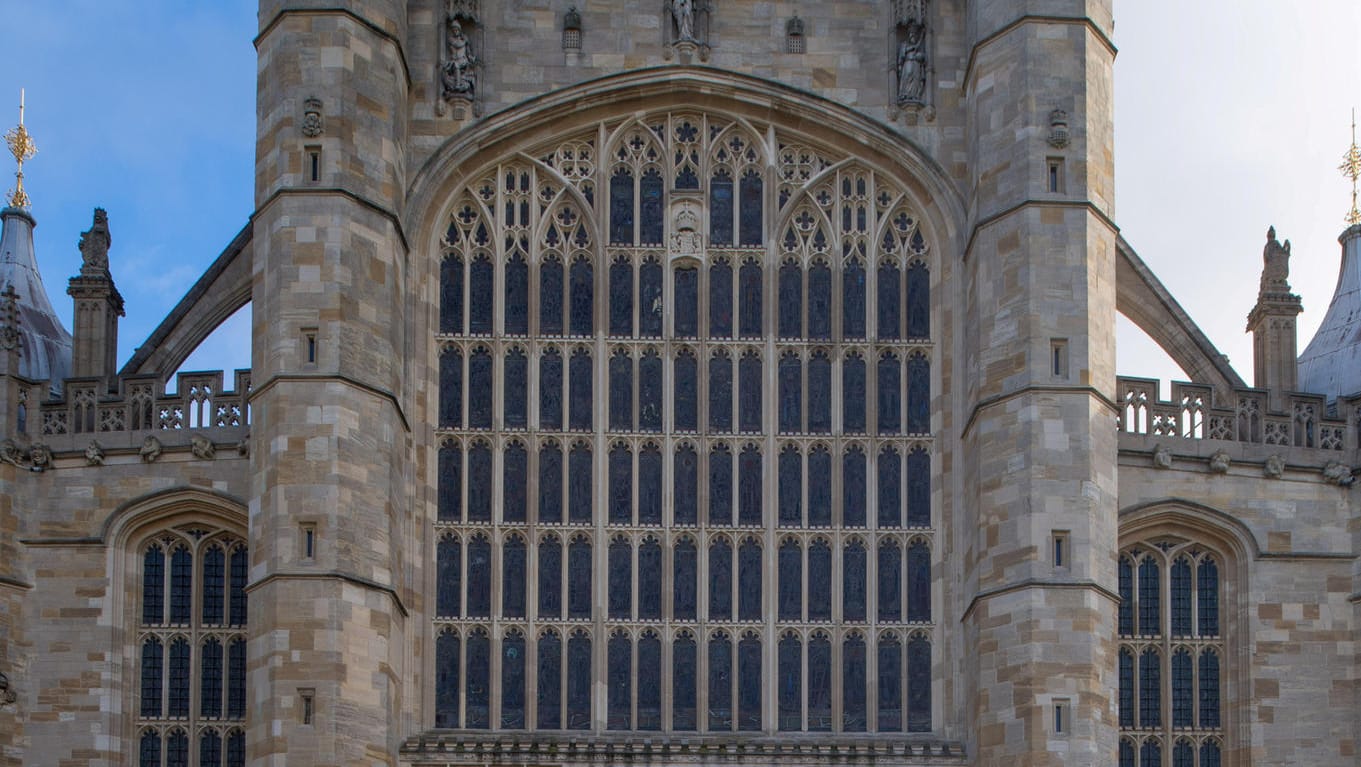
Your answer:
1298,225 -> 1361,401
0,206 -> 71,392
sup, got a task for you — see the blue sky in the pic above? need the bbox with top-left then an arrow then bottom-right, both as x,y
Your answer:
3,1 -> 1360,393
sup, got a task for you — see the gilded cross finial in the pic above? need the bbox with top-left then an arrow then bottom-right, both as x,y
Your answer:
1340,109 -> 1361,227
4,89 -> 36,208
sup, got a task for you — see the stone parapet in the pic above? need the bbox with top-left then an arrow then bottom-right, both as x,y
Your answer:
14,369 -> 251,439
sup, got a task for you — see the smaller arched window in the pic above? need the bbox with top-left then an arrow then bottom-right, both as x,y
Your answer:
538,441 -> 563,524
566,630 -> 591,729
638,537 -> 663,620
502,535 -> 527,618
539,256 -> 564,336
538,535 -> 562,619
465,629 -> 491,729
777,632 -> 802,731
608,537 -> 632,619
778,539 -> 802,621
878,540 -> 902,623
708,632 -> 733,730
843,352 -> 866,433
843,539 -> 868,622
674,444 -> 699,526
502,629 -> 527,728
568,442 -> 592,524
738,538 -> 762,621
709,257 -> 733,338
709,537 -> 734,621
843,633 -> 868,731
503,441 -> 528,523
505,251 -> 529,335
637,631 -> 663,730
639,257 -> 664,336
466,534 -> 492,617
607,632 -> 632,730
438,442 -> 462,522
673,538 -> 698,621
673,632 -> 698,730
439,347 -> 462,428
468,347 -> 493,428
778,445 -> 802,527
808,351 -> 832,433
674,266 -> 699,337
808,539 -> 832,621
440,253 -> 464,334
536,630 -> 561,729
539,348 -> 563,430
674,348 -> 698,431
469,253 -> 494,335
504,348 -> 528,429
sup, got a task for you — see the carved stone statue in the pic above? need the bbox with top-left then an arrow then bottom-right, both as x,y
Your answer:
1263,453 -> 1286,479
1152,443 -> 1173,469
442,17 -> 477,100
140,435 -> 163,463
896,24 -> 927,104
1207,449 -> 1231,474
84,440 -> 105,466
1323,461 -> 1355,486
28,444 -> 51,472
1260,226 -> 1292,294
78,208 -> 111,273
671,0 -> 695,41
191,433 -> 216,461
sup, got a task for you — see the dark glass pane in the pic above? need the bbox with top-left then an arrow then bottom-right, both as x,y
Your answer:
878,542 -> 902,621
502,634 -> 526,728
709,541 -> 732,620
170,546 -> 192,624
640,169 -> 665,245
877,262 -> 900,340
906,262 -> 929,338
673,637 -> 698,730
569,259 -> 593,336
168,638 -> 191,717
907,449 -> 930,527
739,171 -> 763,247
1140,741 -> 1162,767
675,268 -> 698,337
808,354 -> 831,433
609,445 -> 632,525
806,448 -> 832,527
709,353 -> 733,432
640,260 -> 664,336
843,355 -> 866,432
674,540 -> 697,620
610,168 -> 634,245
227,731 -> 245,767
907,541 -> 931,622
567,634 -> 591,729
738,637 -> 762,731
807,262 -> 832,339
466,632 -> 490,728
467,537 -> 492,616
779,263 -> 802,338
1171,558 -> 1192,636
438,444 -> 462,522
439,348 -> 462,428
1118,556 -> 1135,636
569,445 -> 592,523
610,259 -> 633,337
710,171 -> 733,246
1138,558 -> 1161,635
1201,741 -> 1222,767
709,447 -> 732,526
907,355 -> 929,433
708,637 -> 732,730
877,353 -> 901,434
167,731 -> 188,767
638,446 -> 663,525
878,448 -> 902,528
843,636 -> 867,731
710,261 -> 733,338
468,444 -> 493,521
229,546 -> 247,628
608,636 -> 632,730
739,262 -> 762,338
779,355 -> 801,433
1173,741 -> 1194,767
537,633 -> 561,729
437,537 -> 461,617
470,257 -> 494,334
739,354 -> 762,433
675,351 -> 698,431
738,541 -> 762,621
844,542 -> 867,621
505,255 -> 529,335
1172,649 -> 1193,728
674,446 -> 698,525
639,351 -> 663,431
809,541 -> 832,620
504,444 -> 528,522
228,637 -> 246,719
1200,650 -> 1220,728
638,635 -> 663,730
1120,739 -> 1136,767
1119,648 -> 1135,727
738,447 -> 762,526
778,541 -> 802,620
538,537 -> 561,619
469,350 -> 493,428
1139,648 -> 1161,728
609,352 -> 632,431
503,538 -> 527,618
140,731 -> 161,767
505,351 -> 528,429
140,638 -> 163,717
539,445 -> 563,525
877,639 -> 902,731
843,449 -> 867,527
539,259 -> 563,335
539,350 -> 563,430
778,635 -> 801,731
569,350 -> 592,430
639,540 -> 662,619
1198,558 -> 1219,636
142,546 -> 164,625
806,636 -> 832,731
779,448 -> 802,527
844,260 -> 866,339
609,540 -> 632,619
906,636 -> 931,732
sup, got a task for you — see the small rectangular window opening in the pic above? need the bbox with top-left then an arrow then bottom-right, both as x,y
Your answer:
786,33 -> 805,54
1050,338 -> 1068,379
1047,157 -> 1065,194
306,146 -> 321,183
1052,531 -> 1069,568
303,327 -> 318,365
563,28 -> 581,51
1054,699 -> 1069,734
300,689 -> 315,725
301,523 -> 316,560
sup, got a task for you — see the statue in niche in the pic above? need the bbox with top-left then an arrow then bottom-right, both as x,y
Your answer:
1259,225 -> 1292,294
896,23 -> 927,105
671,0 -> 695,41
663,0 -> 708,58
442,16 -> 477,101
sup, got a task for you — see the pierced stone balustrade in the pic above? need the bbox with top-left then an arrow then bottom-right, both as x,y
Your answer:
19,369 -> 250,439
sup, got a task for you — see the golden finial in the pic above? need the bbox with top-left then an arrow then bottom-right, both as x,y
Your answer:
3,89 -> 36,208
1341,108 -> 1361,227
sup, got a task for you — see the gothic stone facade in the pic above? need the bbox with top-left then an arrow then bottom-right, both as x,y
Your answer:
0,2 -> 1358,766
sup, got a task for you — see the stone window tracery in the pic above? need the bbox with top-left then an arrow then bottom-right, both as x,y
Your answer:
433,111 -> 937,735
